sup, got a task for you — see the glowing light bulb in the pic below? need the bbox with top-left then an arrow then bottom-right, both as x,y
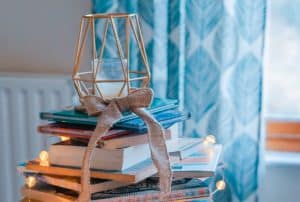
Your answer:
216,180 -> 226,190
39,150 -> 49,166
26,176 -> 37,188
204,135 -> 216,145
60,136 -> 70,141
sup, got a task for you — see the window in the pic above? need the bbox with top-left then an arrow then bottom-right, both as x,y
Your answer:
265,1 -> 300,152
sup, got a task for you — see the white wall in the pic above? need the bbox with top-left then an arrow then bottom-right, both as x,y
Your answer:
0,0 -> 91,74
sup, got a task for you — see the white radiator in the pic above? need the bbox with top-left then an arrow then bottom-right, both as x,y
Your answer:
0,73 -> 73,202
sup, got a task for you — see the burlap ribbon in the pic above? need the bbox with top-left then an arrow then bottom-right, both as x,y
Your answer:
76,88 -> 172,202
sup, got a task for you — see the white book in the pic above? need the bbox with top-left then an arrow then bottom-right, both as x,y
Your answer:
167,137 -> 203,159
102,125 -> 175,149
49,141 -> 151,171
49,136 -> 202,171
172,144 -> 222,179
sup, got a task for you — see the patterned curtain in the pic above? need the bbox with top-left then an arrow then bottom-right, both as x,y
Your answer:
93,0 -> 266,201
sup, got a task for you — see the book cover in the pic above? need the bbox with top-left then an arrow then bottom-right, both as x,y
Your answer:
114,110 -> 189,131
172,145 -> 222,179
38,123 -> 174,149
38,123 -> 130,140
24,158 -> 157,183
23,173 -> 130,194
40,97 -> 178,125
22,145 -> 220,184
49,140 -> 152,170
21,178 -> 210,202
40,109 -> 189,133
49,136 -> 202,171
168,137 -> 203,159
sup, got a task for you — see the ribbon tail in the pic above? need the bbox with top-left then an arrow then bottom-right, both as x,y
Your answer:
77,102 -> 122,202
132,108 -> 173,195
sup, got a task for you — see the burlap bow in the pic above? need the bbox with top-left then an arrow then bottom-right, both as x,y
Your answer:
77,88 -> 172,202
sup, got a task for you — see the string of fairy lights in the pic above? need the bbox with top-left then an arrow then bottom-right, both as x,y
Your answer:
24,135 -> 226,198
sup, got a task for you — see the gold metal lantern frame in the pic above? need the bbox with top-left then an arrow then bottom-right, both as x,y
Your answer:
72,13 -> 151,101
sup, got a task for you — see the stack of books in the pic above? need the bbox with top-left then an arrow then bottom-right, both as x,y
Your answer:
18,98 -> 222,201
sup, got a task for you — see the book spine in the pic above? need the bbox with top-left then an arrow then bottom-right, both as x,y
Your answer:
38,126 -> 94,137
94,187 -> 209,202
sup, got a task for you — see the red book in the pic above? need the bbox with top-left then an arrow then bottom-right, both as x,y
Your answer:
38,123 -> 130,141
38,123 -> 172,149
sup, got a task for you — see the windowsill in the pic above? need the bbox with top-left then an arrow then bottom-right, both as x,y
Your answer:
265,150 -> 300,166
265,114 -> 300,121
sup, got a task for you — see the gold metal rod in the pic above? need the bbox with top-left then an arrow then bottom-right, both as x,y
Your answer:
74,81 -> 83,98
83,13 -> 136,19
74,18 -> 91,75
77,71 -> 93,75
80,81 -> 90,95
95,79 -> 126,83
91,17 -> 96,70
125,16 -> 131,92
129,70 -> 147,74
95,83 -> 104,98
91,17 -> 96,94
96,19 -> 109,78
73,18 -> 84,77
135,15 -> 151,80
109,17 -> 128,83
118,82 -> 127,97
73,78 -> 94,82
129,17 -> 149,77
129,76 -> 148,81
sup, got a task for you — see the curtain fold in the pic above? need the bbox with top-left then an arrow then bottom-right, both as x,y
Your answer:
93,0 -> 266,201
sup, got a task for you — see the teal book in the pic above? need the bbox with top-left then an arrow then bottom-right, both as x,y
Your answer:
40,109 -> 189,133
40,98 -> 180,131
40,98 -> 177,124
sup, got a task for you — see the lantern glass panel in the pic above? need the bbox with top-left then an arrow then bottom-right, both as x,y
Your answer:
95,58 -> 128,99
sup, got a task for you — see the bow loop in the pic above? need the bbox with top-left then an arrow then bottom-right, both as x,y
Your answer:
82,88 -> 153,116
81,96 -> 108,116
114,88 -> 153,111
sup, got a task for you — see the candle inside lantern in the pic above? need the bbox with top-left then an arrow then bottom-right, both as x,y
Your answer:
94,58 -> 128,99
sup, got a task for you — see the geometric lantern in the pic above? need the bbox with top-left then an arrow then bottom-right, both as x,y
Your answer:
72,13 -> 151,101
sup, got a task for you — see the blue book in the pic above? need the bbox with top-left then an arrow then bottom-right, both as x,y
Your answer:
40,97 -> 178,125
39,98 -> 189,132
41,109 -> 189,133
114,110 -> 190,132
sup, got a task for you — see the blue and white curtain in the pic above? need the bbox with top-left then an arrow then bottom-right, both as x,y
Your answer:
93,0 -> 266,201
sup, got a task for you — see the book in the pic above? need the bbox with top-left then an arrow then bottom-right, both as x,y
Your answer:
49,140 -> 151,170
40,97 -> 178,125
23,173 -> 130,194
22,142 -> 216,184
24,159 -> 156,183
21,185 -> 75,202
48,136 -> 202,171
100,128 -> 172,149
115,110 -> 189,132
40,109 -> 189,133
38,123 -> 174,149
38,122 -> 130,140
171,145 -> 222,179
168,137 -> 203,159
21,178 -> 210,202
